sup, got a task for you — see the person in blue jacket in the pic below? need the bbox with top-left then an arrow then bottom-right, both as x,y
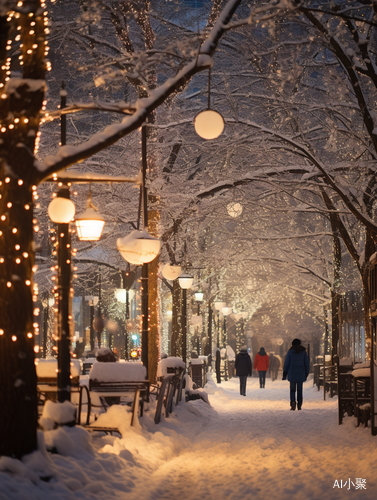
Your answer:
282,338 -> 310,410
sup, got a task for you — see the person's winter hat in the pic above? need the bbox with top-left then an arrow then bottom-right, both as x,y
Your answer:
292,338 -> 301,346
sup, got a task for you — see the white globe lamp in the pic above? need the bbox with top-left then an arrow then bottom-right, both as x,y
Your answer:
48,196 -> 75,224
117,229 -> 161,265
194,109 -> 224,140
161,264 -> 182,281
178,273 -> 194,290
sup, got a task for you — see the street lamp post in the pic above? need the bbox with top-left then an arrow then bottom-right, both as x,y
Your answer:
214,301 -> 226,348
116,125 -> 161,377
194,291 -> 204,354
221,306 -> 232,347
178,273 -> 194,363
55,84 -> 75,403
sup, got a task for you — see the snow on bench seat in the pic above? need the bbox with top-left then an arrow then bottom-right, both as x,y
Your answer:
157,357 -> 185,378
89,361 -> 146,382
35,358 -> 81,379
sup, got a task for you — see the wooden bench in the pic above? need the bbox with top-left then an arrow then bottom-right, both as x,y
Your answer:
37,375 -> 81,401
337,372 -> 354,424
37,375 -> 91,426
154,368 -> 185,424
87,379 -> 150,427
36,358 -> 83,421
353,375 -> 371,428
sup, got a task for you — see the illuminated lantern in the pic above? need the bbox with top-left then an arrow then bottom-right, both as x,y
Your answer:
117,229 -> 161,265
75,207 -> 105,241
161,264 -> 182,281
178,273 -> 194,290
194,109 -> 224,140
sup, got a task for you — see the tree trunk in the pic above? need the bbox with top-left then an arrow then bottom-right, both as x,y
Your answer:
362,228 -> 375,359
0,175 -> 38,458
0,0 -> 46,458
148,208 -> 160,384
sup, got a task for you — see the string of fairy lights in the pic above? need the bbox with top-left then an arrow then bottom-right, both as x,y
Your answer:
0,0 -> 55,352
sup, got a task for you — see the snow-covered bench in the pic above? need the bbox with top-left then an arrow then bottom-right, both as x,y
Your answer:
352,362 -> 371,428
154,357 -> 186,424
86,361 -> 149,427
337,357 -> 354,424
36,358 -> 81,402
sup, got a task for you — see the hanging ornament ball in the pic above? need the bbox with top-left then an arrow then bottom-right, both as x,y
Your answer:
227,202 -> 243,218
194,109 -> 225,140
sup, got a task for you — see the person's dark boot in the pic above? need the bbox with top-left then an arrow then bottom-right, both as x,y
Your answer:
290,401 -> 296,411
297,404 -> 302,410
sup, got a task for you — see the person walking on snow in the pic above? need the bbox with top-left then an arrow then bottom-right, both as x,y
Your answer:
269,353 -> 280,381
235,346 -> 252,396
282,338 -> 310,410
254,347 -> 269,388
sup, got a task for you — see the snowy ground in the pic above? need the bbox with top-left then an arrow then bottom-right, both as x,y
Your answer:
0,374 -> 376,499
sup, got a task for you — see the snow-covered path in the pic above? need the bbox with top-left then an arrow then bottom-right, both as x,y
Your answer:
130,376 -> 376,500
1,374 -> 376,499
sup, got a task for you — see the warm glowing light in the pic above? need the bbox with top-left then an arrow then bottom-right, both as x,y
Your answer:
178,273 -> 194,289
161,264 -> 182,281
48,196 -> 75,223
75,208 -> 105,241
194,110 -> 225,140
117,230 -> 160,264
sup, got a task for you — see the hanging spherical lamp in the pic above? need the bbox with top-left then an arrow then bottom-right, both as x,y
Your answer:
194,109 -> 224,140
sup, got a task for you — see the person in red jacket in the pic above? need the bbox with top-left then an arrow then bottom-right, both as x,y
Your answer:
254,347 -> 270,388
